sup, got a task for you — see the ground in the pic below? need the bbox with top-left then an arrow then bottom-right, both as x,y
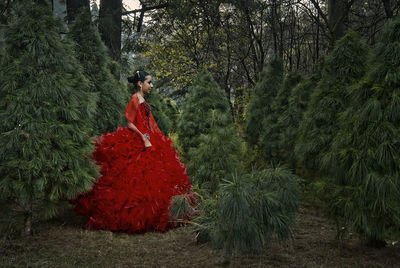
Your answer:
1,203 -> 399,267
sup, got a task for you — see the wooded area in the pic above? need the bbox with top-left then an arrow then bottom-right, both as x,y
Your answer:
1,0 -> 400,265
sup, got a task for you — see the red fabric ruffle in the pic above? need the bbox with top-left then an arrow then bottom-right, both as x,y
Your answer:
73,126 -> 194,233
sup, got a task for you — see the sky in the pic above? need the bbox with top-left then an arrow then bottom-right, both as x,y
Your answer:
93,0 -> 140,10
124,0 -> 140,10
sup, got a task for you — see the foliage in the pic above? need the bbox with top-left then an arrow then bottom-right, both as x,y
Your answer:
177,70 -> 230,156
295,31 -> 370,174
145,87 -> 173,135
320,18 -> 400,247
277,76 -> 317,170
163,98 -> 179,132
69,8 -> 129,134
169,192 -> 197,222
0,0 -> 98,234
244,58 -> 284,147
194,166 -> 298,254
259,72 -> 302,164
186,110 -> 242,194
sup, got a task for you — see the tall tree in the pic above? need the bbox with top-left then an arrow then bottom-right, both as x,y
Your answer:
295,31 -> 370,174
278,73 -> 319,170
99,0 -> 122,61
259,72 -> 302,164
66,0 -> 90,22
244,58 -> 283,147
0,0 -> 98,235
321,16 -> 400,247
69,8 -> 128,134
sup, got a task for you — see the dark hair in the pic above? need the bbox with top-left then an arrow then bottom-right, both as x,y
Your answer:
127,70 -> 150,89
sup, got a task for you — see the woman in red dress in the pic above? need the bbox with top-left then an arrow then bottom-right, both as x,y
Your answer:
73,71 -> 195,233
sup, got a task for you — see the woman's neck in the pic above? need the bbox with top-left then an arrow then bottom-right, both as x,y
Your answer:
137,90 -> 144,98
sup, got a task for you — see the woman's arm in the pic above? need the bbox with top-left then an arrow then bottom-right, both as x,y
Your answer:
127,121 -> 152,148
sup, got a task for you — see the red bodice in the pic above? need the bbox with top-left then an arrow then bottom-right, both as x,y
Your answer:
124,93 -> 161,136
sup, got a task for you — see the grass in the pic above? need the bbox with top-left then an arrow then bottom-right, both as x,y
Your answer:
1,203 -> 399,267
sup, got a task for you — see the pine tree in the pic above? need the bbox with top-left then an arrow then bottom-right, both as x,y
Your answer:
259,72 -> 302,164
195,167 -> 298,254
295,31 -> 370,174
321,18 -> 400,247
163,98 -> 179,133
69,8 -> 128,134
145,88 -> 172,135
177,70 -> 230,156
278,75 -> 319,170
244,58 -> 283,147
0,0 -> 98,235
186,110 -> 242,194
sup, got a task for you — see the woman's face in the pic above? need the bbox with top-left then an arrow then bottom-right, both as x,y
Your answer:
139,75 -> 153,95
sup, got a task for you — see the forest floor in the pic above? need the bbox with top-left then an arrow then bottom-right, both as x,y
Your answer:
1,203 -> 399,268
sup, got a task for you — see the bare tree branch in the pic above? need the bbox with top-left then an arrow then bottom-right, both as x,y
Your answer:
308,0 -> 330,31
121,3 -> 169,16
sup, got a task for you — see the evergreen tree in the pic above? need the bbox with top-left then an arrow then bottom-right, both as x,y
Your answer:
321,18 -> 400,247
295,31 -> 370,174
145,88 -> 173,135
195,167 -> 298,254
244,58 -> 283,147
69,8 -> 128,134
177,70 -> 230,156
278,74 -> 319,170
186,110 -> 242,194
259,72 -> 302,164
0,0 -> 98,235
163,98 -> 179,133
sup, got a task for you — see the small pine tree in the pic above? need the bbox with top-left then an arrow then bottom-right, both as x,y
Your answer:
295,31 -> 370,174
195,167 -> 298,254
244,58 -> 283,146
0,0 -> 98,235
321,18 -> 400,247
186,110 -> 242,194
69,8 -> 128,134
259,72 -> 302,163
177,70 -> 230,156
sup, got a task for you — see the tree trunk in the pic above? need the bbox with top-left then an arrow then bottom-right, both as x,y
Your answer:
328,0 -> 347,44
99,0 -> 122,62
66,0 -> 90,22
381,0 -> 393,19
23,211 -> 32,236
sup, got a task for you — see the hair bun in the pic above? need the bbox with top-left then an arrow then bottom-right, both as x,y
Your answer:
127,76 -> 136,83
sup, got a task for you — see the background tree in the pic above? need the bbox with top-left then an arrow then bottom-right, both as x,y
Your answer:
321,17 -> 400,247
295,31 -> 370,175
66,0 -> 90,22
277,74 -> 319,170
177,70 -> 230,157
145,87 -> 173,135
99,0 -> 122,62
69,8 -> 128,134
244,58 -> 283,147
259,72 -> 303,164
0,0 -> 98,235
186,110 -> 242,194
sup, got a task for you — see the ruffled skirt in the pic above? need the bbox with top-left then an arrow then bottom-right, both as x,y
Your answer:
73,127 -> 194,233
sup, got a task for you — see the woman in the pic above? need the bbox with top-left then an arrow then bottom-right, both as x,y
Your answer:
73,71 -> 195,233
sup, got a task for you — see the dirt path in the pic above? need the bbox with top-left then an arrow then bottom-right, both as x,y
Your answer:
1,204 -> 399,267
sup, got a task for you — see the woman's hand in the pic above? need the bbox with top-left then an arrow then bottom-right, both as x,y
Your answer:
142,134 -> 152,148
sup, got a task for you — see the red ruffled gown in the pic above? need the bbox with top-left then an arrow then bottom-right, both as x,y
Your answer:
73,93 -> 195,233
